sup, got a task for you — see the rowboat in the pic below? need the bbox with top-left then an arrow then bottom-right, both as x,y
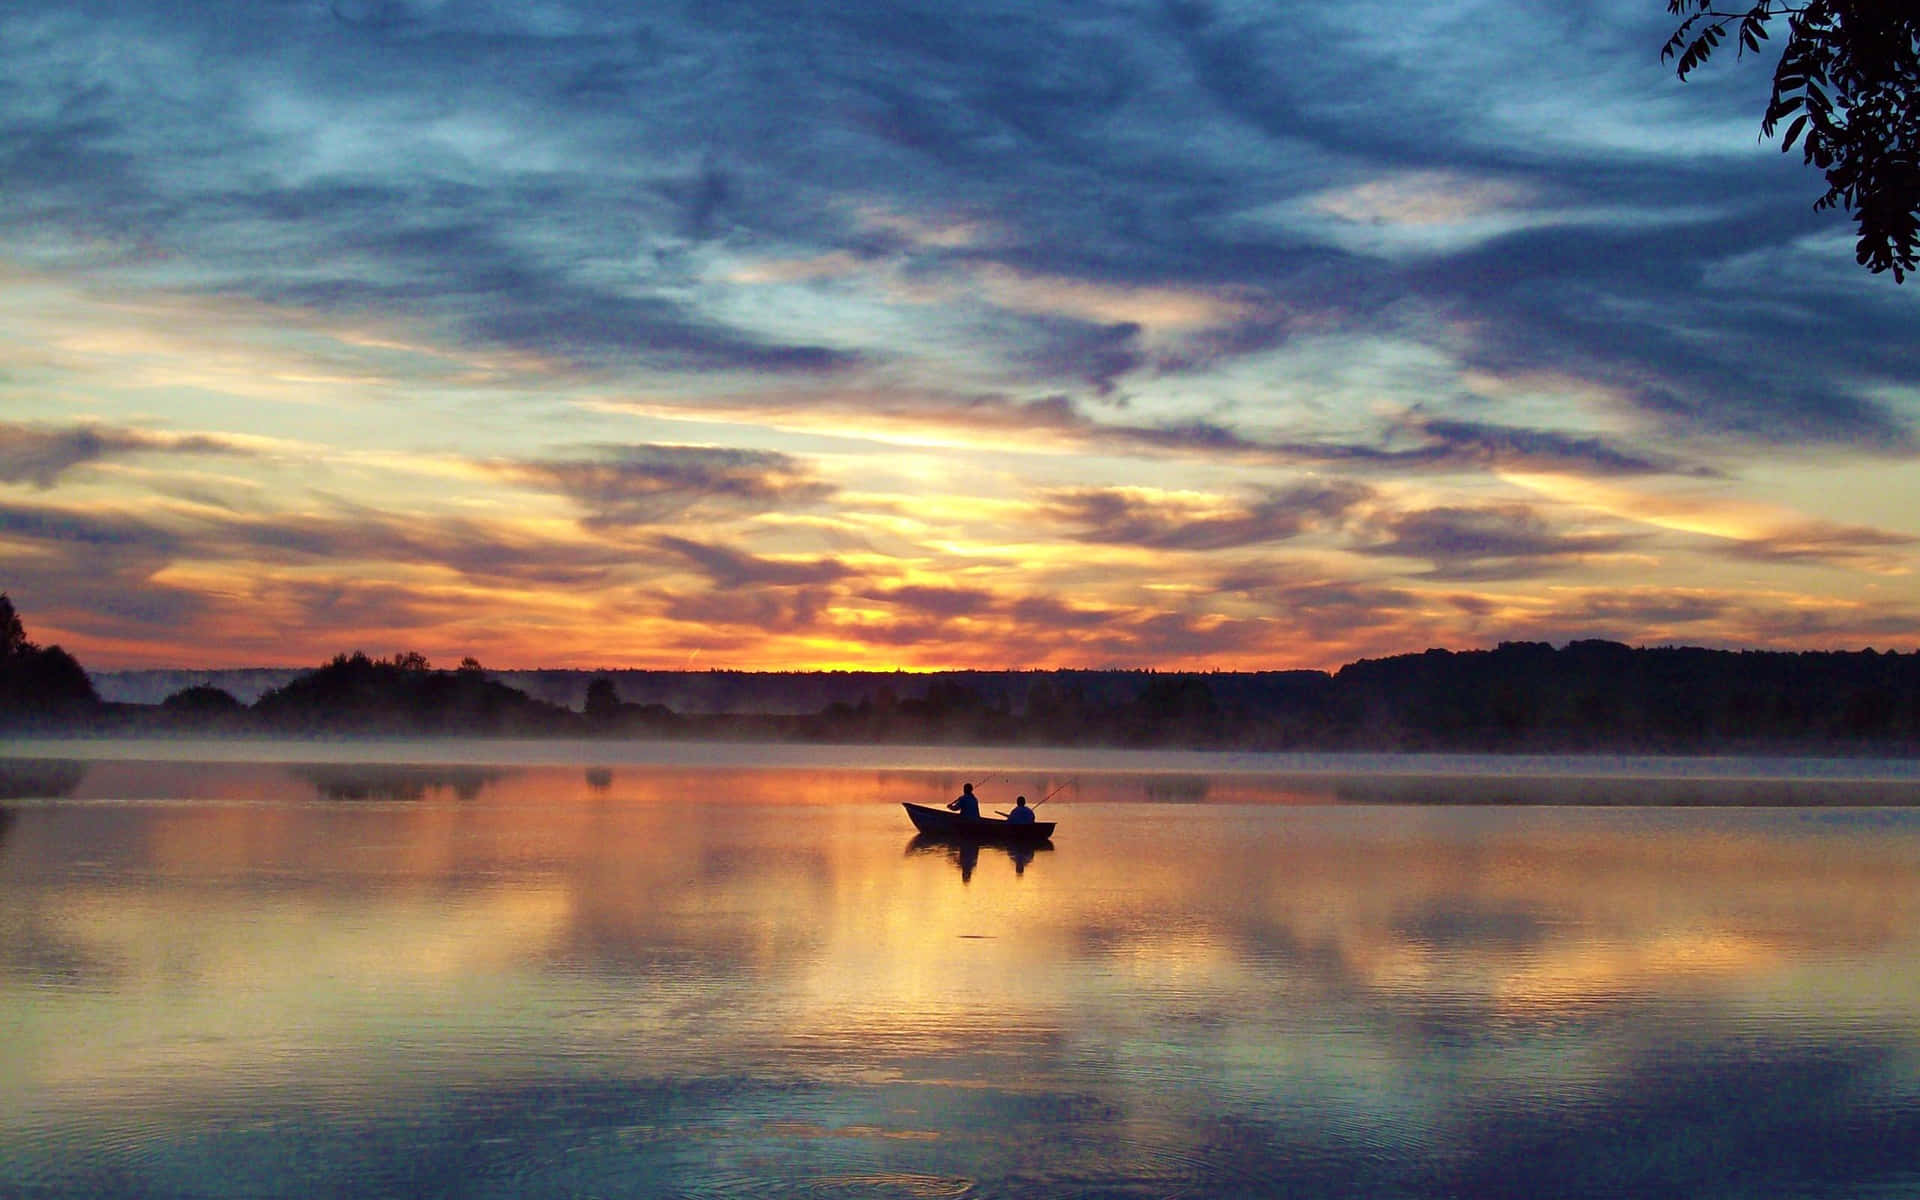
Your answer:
902,802 -> 1054,842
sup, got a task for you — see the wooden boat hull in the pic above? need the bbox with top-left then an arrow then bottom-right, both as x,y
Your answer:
903,802 -> 1054,842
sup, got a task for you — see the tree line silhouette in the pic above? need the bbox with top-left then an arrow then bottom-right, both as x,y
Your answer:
2,595 -> 1917,752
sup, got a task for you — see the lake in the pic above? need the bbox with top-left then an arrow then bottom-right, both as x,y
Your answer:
4,742 -> 1919,1199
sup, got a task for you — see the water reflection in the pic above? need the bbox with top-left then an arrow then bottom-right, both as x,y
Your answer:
1143,774 -> 1209,803
906,833 -> 1052,880
2,756 -> 1919,1198
1334,771 -> 1920,806
0,757 -> 84,801
294,763 -> 503,802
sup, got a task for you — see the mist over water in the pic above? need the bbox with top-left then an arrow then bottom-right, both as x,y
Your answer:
4,747 -> 1919,1198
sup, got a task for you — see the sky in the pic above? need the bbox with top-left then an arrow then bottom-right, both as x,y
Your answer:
2,0 -> 1917,673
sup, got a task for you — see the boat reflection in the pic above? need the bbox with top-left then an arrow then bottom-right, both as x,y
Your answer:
907,832 -> 1052,881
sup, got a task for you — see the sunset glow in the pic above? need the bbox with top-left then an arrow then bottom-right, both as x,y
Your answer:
1,2 -> 1915,671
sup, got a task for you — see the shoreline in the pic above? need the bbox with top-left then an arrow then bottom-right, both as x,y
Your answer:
5,735 -> 1920,783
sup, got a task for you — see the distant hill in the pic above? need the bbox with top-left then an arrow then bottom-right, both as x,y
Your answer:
41,636 -> 1920,753
96,668 -> 305,705
94,666 -> 1323,716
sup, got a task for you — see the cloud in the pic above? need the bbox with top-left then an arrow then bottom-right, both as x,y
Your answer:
501,446 -> 836,527
970,264 -> 1256,336
258,576 -> 460,635
1542,588 -> 1735,630
0,501 -> 205,637
1152,414 -> 1728,480
1206,567 -> 1446,658
1712,521 -> 1917,572
469,295 -> 860,375
1110,416 -> 1717,479
0,494 -> 637,595
1358,504 -> 1642,580
599,387 -> 1723,481
0,499 -> 182,552
13,0 -> 1902,450
3,0 -> 1918,672
1502,472 -> 1918,572
273,507 -> 636,587
0,7 -> 865,378
1043,481 -> 1373,551
1730,604 -> 1920,644
0,422 -> 252,488
1218,569 -> 1419,622
660,586 -> 837,635
869,585 -> 996,619
1413,214 -> 1920,451
1458,584 -> 1920,650
855,585 -> 1283,664
642,567 -> 1295,666
651,535 -> 853,590
1407,419 -> 1720,478
1313,171 -> 1538,228
1007,593 -> 1124,633
5,0 -> 1909,438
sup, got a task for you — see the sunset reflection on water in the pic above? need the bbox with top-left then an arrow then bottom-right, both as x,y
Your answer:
3,754 -> 1919,1198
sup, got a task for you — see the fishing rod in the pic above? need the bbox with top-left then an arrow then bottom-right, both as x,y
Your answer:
993,777 -> 1073,818
1032,777 -> 1075,809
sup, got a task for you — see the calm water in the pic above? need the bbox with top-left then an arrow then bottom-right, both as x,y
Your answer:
4,746 -> 1919,1199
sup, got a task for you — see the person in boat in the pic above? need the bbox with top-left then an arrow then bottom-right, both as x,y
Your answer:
1007,796 -> 1035,825
947,782 -> 981,820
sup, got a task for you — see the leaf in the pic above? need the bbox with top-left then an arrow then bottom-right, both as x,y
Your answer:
1762,88 -> 1804,135
1765,94 -> 1803,123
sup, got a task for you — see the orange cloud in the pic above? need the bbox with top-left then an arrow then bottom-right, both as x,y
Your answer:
1503,471 -> 1916,572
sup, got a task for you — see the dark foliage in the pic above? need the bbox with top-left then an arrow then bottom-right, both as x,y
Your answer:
0,595 -> 25,659
251,651 -> 575,734
157,683 -> 247,731
766,646 -> 1920,751
1,597 -> 1916,750
0,593 -> 99,725
1665,1 -> 1920,280
162,684 -> 244,713
1328,640 -> 1920,750
583,676 -> 621,723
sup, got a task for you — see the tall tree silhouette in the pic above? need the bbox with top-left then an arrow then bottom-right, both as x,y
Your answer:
1665,2 -> 1920,280
0,594 -> 98,721
0,595 -> 26,659
584,676 -> 621,722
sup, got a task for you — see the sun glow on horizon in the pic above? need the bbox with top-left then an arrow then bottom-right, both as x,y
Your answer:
2,2 -> 1917,672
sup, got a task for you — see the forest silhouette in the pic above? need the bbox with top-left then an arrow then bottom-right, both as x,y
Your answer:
2,596 -> 1917,752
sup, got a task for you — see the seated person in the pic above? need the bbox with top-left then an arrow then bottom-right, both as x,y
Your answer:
1007,796 -> 1036,824
947,783 -> 981,820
